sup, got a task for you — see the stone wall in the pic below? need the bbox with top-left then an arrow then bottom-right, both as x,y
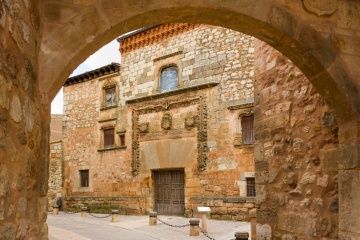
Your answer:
48,141 -> 63,211
62,24 -> 256,218
120,24 -> 254,105
254,39 -> 339,239
64,196 -> 146,215
0,1 -> 49,239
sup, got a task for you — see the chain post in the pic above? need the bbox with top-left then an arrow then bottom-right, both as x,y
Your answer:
149,212 -> 157,226
111,209 -> 119,222
81,207 -> 88,217
52,205 -> 59,215
189,219 -> 200,237
235,232 -> 249,240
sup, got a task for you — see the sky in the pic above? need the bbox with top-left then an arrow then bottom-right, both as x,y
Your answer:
50,39 -> 121,114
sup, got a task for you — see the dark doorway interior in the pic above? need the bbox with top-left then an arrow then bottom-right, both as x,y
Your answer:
154,170 -> 185,215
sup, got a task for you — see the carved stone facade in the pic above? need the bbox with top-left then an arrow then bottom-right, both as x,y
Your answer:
60,24 -> 256,219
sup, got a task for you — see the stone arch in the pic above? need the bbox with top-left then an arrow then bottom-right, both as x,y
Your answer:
36,1 -> 360,239
40,1 -> 359,123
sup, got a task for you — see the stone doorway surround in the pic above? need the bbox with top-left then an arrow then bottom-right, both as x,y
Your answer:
1,0 -> 360,239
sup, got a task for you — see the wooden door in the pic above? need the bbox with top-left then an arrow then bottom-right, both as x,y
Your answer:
154,170 -> 184,215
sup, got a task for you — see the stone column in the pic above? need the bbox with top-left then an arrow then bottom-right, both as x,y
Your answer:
200,212 -> 208,233
111,210 -> 119,222
81,207 -> 88,217
337,121 -> 360,239
250,217 -> 256,240
189,219 -> 200,237
149,212 -> 157,226
235,232 -> 249,240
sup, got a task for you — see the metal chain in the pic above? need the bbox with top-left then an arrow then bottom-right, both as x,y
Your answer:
199,226 -> 216,240
63,210 -> 79,214
88,210 -> 112,218
156,216 -> 190,228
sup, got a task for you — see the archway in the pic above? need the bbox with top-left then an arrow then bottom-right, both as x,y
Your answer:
1,1 -> 359,239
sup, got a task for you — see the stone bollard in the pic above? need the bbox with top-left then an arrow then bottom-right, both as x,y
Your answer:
235,232 -> 249,240
189,219 -> 200,237
111,210 -> 119,222
81,207 -> 88,217
149,212 -> 157,226
52,205 -> 59,215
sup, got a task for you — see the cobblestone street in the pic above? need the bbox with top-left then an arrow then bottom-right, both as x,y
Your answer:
47,213 -> 251,240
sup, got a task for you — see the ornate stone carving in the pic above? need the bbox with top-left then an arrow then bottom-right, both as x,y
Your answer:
131,95 -> 208,175
138,123 -> 149,133
302,0 -> 337,16
161,113 -> 172,130
184,116 -> 196,128
103,79 -> 117,89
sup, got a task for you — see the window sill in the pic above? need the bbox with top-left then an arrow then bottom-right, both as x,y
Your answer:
234,143 -> 254,148
100,105 -> 118,111
73,187 -> 93,193
97,146 -> 127,152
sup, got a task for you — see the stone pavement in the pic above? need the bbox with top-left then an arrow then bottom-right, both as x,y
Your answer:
47,212 -> 251,240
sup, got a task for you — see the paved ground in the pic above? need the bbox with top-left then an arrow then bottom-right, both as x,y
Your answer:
47,212 -> 251,240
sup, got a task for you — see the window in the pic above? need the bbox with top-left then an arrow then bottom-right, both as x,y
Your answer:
119,134 -> 125,147
160,66 -> 178,92
246,177 -> 256,197
104,128 -> 115,149
105,86 -> 116,107
241,115 -> 254,144
80,170 -> 89,187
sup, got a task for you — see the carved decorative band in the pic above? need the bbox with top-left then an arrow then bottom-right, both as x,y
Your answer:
131,95 -> 208,175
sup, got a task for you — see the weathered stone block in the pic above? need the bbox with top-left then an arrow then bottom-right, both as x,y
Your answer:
338,170 -> 360,234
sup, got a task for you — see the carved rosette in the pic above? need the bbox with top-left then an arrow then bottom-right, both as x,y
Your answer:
302,0 -> 337,16
131,95 -> 208,175
138,123 -> 149,133
184,116 -> 196,128
161,113 -> 172,130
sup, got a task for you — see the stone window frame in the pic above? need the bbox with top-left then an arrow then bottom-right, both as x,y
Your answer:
73,166 -> 93,192
98,123 -> 124,152
239,172 -> 255,198
100,81 -> 119,111
234,108 -> 255,147
116,129 -> 127,149
159,65 -> 179,92
153,52 -> 183,93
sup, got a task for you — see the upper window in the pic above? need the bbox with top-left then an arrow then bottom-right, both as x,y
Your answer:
104,128 -> 115,149
105,86 -> 116,107
160,66 -> 178,92
241,115 -> 254,144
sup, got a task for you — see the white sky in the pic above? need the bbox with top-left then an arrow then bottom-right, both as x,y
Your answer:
50,39 -> 121,114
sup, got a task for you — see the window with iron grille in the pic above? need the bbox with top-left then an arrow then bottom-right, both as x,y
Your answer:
105,86 -> 116,107
241,115 -> 254,144
160,66 -> 178,92
246,177 -> 256,197
104,128 -> 115,149
80,170 -> 89,187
